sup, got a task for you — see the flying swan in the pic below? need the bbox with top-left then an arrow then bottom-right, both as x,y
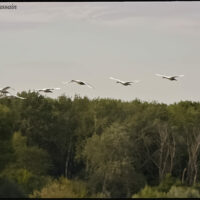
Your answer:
109,77 -> 140,86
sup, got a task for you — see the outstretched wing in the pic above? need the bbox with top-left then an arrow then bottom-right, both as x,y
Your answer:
13,94 -> 26,99
85,82 -> 94,89
50,88 -> 60,90
62,81 -> 72,84
0,86 -> 15,91
155,74 -> 170,79
2,86 -> 11,91
109,77 -> 124,83
171,75 -> 184,78
129,80 -> 140,84
3,93 -> 26,99
35,88 -> 45,92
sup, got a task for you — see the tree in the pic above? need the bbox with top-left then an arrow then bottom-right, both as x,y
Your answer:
185,126 -> 200,185
0,104 -> 16,172
0,132 -> 52,194
82,122 -> 145,197
169,101 -> 200,185
132,174 -> 182,198
30,176 -> 88,198
0,177 -> 25,198
150,120 -> 176,182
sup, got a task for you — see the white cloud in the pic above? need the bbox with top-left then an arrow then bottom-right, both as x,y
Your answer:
0,2 -> 200,35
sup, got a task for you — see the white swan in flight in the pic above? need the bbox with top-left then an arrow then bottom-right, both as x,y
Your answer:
0,86 -> 15,94
0,93 -> 26,99
155,74 -> 184,81
35,88 -> 60,93
109,77 -> 140,86
63,80 -> 94,89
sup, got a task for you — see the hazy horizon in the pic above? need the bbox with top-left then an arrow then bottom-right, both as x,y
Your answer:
1,2 -> 200,104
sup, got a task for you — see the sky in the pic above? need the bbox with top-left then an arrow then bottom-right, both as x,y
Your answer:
0,2 -> 200,104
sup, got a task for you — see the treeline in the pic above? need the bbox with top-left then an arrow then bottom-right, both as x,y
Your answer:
1,91 -> 200,197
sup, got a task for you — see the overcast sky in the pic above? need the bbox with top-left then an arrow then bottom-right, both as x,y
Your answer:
1,2 -> 200,104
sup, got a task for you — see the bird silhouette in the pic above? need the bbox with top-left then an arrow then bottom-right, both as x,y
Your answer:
109,77 -> 140,86
63,80 -> 94,89
35,88 -> 61,93
155,74 -> 184,81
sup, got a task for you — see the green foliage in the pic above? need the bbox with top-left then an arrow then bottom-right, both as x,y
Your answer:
30,176 -> 88,198
166,186 -> 200,198
132,185 -> 166,198
132,174 -> 189,198
0,167 -> 51,195
133,185 -> 200,198
11,132 -> 53,175
0,132 -> 52,195
157,173 -> 181,192
0,104 -> 15,172
83,122 -> 145,197
2,93 -> 200,197
0,177 -> 25,198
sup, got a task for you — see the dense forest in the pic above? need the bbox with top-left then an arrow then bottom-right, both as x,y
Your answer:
1,91 -> 200,198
